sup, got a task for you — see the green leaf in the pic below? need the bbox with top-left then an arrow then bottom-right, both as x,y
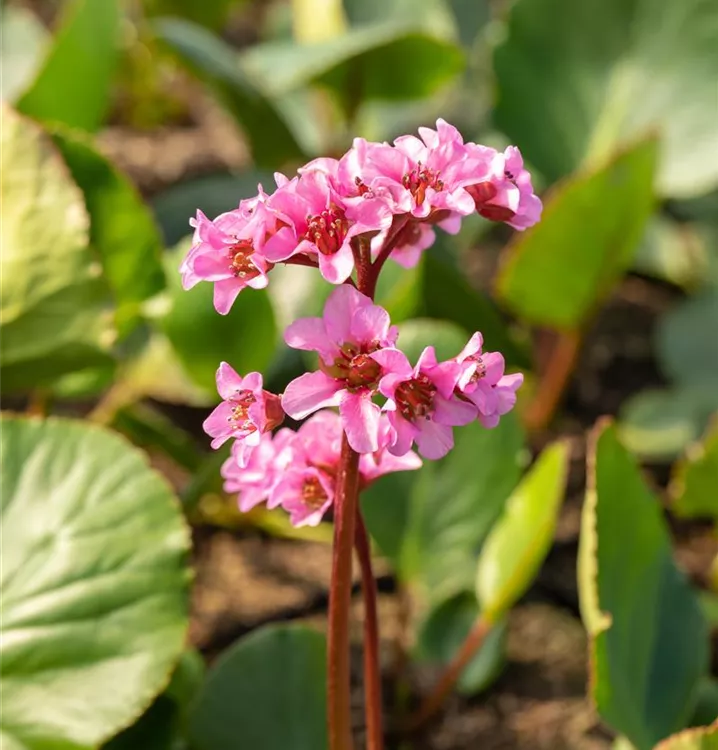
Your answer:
416,593 -> 507,695
657,290 -> 718,389
689,679 -> 718,730
151,172 -> 272,247
0,416 -> 190,750
160,241 -> 278,393
153,19 -> 306,168
494,0 -> 718,197
362,412 -> 525,605
670,417 -> 718,521
143,0 -> 241,31
420,244 -> 529,368
578,420 -> 709,749
343,0 -> 458,37
240,20 -> 464,106
0,104 -> 115,394
17,0 -> 120,131
189,624 -> 327,750
103,647 -> 204,750
633,217 -> 709,290
653,726 -> 718,750
51,128 -> 166,336
476,440 -> 569,623
618,387 -> 718,461
0,5 -> 50,102
496,139 -> 658,330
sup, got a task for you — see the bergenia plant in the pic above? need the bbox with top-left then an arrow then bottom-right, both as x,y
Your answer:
180,119 -> 540,749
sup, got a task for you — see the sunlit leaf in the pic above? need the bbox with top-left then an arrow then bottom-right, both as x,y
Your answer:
0,416 -> 190,750
496,139 -> 657,329
475,440 -> 569,623
494,0 -> 718,196
17,0 -> 120,131
0,104 -> 115,394
578,420 -> 709,749
0,5 -> 50,102
670,417 -> 718,521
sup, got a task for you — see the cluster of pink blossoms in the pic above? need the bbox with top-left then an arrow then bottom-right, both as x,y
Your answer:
180,119 -> 541,313
187,120 -> 539,527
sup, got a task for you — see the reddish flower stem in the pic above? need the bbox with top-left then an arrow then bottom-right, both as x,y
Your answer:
354,512 -> 385,750
404,615 -> 493,732
366,215 -> 411,296
328,436 -> 361,750
524,329 -> 582,431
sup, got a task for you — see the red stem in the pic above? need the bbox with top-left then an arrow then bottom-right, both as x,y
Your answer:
366,215 -> 411,297
354,513 -> 384,750
328,437 -> 361,750
405,616 -> 492,732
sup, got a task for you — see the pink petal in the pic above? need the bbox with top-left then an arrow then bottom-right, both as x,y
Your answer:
284,316 -> 333,357
386,413 -> 417,457
457,332 -> 483,363
339,391 -> 381,453
350,304 -> 392,346
433,394 -> 477,426
482,352 -> 506,385
324,285 -> 370,344
317,243 -> 355,284
415,420 -> 454,460
282,371 -> 342,419
371,348 -> 413,380
213,278 -> 242,315
215,362 -> 244,399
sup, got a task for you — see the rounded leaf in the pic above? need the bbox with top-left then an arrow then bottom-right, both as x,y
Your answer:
0,416 -> 191,749
189,624 -> 327,750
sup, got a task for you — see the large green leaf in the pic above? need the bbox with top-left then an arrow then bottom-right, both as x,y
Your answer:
496,138 -> 657,329
0,104 -> 115,393
670,417 -> 718,521
578,420 -> 709,749
153,19 -> 306,168
189,625 -> 327,750
16,0 -> 120,131
653,725 -> 718,750
0,416 -> 190,750
160,241 -> 278,393
51,128 -> 166,336
241,20 -> 464,108
657,290 -> 718,389
143,0 -> 242,30
362,406 -> 525,605
151,171 -> 272,247
475,440 -> 569,623
0,5 -> 50,102
494,0 -> 718,197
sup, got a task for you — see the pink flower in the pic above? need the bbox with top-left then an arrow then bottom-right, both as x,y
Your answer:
263,170 -> 392,284
370,222 -> 436,269
203,363 -> 284,459
180,200 -> 276,315
463,145 -> 542,231
221,429 -> 294,512
372,346 -> 477,460
454,332 -> 524,427
282,286 -> 399,453
272,411 -> 422,526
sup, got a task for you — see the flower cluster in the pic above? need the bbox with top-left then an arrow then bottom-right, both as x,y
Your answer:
187,119 -> 535,529
180,119 -> 541,314
222,411 -> 421,527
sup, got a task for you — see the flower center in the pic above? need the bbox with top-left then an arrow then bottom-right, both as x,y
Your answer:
227,390 -> 256,430
466,182 -> 516,223
321,343 -> 382,392
228,240 -> 260,279
402,162 -> 444,207
395,374 -> 436,421
306,207 -> 349,255
467,355 -> 486,384
302,476 -> 328,510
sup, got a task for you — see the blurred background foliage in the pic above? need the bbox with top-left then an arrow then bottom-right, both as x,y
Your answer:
1,0 -> 717,748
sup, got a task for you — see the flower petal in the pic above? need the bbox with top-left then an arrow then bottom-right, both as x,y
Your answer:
415,420 -> 454,460
282,371 -> 342,419
339,392 -> 381,453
